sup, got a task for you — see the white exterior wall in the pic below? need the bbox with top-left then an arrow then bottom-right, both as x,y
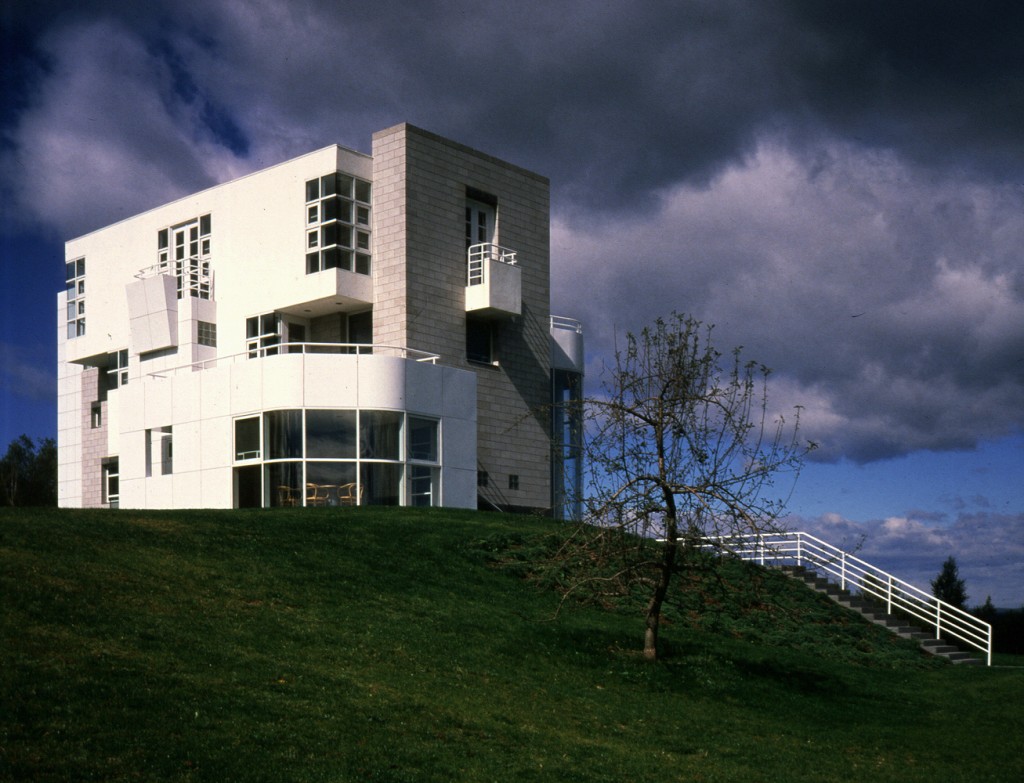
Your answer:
58,127 -> 571,513
114,353 -> 474,509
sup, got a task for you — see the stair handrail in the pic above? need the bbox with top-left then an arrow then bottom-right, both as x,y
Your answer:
701,531 -> 992,666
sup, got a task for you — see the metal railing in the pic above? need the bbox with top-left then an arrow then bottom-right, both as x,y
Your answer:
135,257 -> 214,299
467,243 -> 518,286
550,315 -> 584,334
146,341 -> 441,379
702,531 -> 993,666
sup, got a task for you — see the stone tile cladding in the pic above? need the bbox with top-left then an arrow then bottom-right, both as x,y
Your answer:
372,124 -> 553,511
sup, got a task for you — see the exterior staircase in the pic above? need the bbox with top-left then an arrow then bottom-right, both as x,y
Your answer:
702,531 -> 992,666
780,565 -> 983,665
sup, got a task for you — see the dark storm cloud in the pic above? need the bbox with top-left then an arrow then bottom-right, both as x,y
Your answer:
2,0 -> 1023,464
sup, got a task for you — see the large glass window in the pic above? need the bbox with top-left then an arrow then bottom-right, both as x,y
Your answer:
266,462 -> 302,507
306,462 -> 358,506
246,409 -> 441,508
361,463 -> 402,506
360,411 -> 402,460
306,410 -> 357,458
265,410 -> 302,459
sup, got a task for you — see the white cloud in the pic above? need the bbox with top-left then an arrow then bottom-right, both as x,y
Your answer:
789,510 -> 1024,608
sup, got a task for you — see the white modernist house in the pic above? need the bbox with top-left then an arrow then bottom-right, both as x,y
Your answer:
57,123 -> 584,515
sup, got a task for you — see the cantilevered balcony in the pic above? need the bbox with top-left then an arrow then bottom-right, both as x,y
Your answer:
465,243 -> 521,316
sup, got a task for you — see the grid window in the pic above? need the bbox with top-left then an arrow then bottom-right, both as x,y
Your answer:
246,313 -> 280,357
157,215 -> 211,298
65,256 -> 86,338
508,474 -> 519,491
304,171 -> 371,276
198,321 -> 217,347
104,349 -> 129,390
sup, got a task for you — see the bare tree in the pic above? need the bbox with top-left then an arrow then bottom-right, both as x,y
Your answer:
554,314 -> 813,661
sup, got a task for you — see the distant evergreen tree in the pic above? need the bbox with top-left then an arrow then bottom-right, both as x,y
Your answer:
930,556 -> 968,610
0,435 -> 57,507
976,595 -> 997,622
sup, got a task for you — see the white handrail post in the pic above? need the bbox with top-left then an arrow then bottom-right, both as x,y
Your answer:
935,601 -> 942,639
840,552 -> 846,591
886,576 -> 893,615
796,532 -> 803,568
758,533 -> 765,566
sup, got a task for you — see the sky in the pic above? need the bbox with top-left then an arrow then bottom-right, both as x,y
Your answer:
1,0 -> 1021,606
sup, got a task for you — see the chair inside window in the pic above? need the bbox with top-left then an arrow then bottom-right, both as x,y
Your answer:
277,485 -> 298,507
306,483 -> 328,507
337,482 -> 362,507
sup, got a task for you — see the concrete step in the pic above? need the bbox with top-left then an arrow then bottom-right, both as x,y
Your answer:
780,567 -> 985,666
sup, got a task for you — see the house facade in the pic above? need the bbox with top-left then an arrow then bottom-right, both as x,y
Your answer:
57,123 -> 584,515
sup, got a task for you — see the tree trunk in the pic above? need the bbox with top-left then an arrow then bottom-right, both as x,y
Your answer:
643,516 -> 678,661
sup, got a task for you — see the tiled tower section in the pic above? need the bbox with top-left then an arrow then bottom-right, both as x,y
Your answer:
371,124 -> 553,511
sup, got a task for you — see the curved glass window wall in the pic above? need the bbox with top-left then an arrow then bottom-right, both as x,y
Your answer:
233,410 -> 439,508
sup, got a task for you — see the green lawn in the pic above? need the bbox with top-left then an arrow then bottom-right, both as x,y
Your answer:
2,507 -> 1021,782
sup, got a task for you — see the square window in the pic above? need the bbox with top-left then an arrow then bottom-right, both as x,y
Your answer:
76,258 -> 85,276
408,417 -> 438,462
65,261 -> 76,281
308,204 -> 319,224
355,180 -> 371,203
306,252 -> 322,274
320,172 -> 338,197
305,178 -> 320,202
198,321 -> 217,347
356,231 -> 370,250
307,230 -> 319,248
355,253 -> 370,275
321,222 -> 339,247
356,206 -> 369,226
322,247 -> 345,270
200,214 -> 211,235
477,470 -> 489,488
508,474 -> 520,491
337,174 -> 354,197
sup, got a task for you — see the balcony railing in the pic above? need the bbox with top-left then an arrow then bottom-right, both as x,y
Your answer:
145,342 -> 441,379
550,315 -> 583,334
136,258 -> 214,299
467,243 -> 518,286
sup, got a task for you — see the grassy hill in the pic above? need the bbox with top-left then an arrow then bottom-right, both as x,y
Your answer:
2,507 -> 1021,782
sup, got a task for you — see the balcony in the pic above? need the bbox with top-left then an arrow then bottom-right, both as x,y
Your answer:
465,243 -> 521,317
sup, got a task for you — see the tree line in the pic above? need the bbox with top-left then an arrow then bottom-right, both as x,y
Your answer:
0,435 -> 57,507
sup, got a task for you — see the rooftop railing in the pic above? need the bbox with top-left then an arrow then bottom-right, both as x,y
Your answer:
550,315 -> 583,334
